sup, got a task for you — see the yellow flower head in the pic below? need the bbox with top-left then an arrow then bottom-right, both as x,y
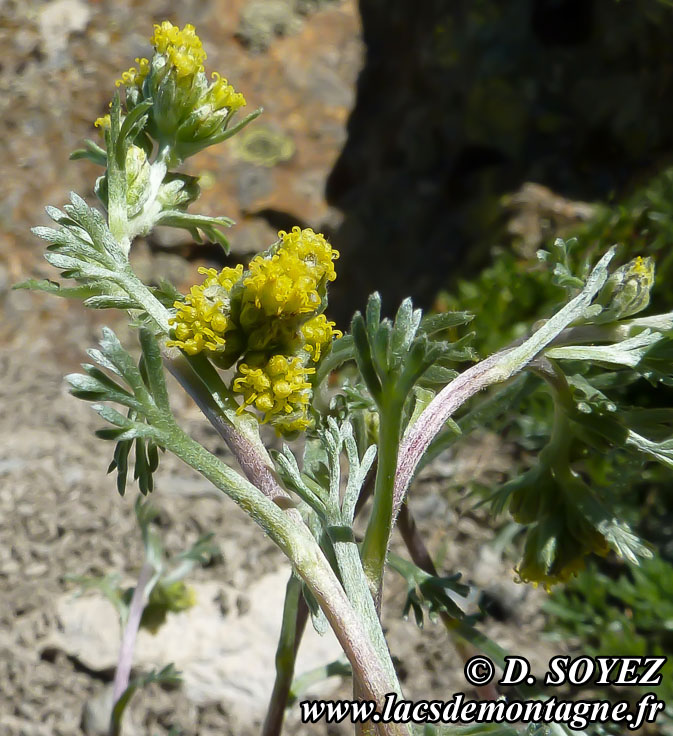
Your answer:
115,57 -> 150,89
279,226 -> 339,283
202,72 -> 247,113
150,21 -> 207,79
598,255 -> 656,320
514,523 -> 609,592
166,264 -> 243,355
242,227 -> 339,321
233,354 -> 316,432
94,114 -> 111,131
301,314 -> 343,362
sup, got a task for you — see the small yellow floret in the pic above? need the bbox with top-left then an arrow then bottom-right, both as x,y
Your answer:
94,114 -> 111,130
279,227 -> 339,283
242,227 -> 339,320
233,355 -> 315,431
203,72 -> 247,113
301,314 -> 343,362
166,264 -> 243,355
115,57 -> 150,89
151,21 -> 206,78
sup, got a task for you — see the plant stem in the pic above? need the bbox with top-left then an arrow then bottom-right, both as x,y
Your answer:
110,560 -> 154,731
165,354 -> 293,506
159,422 -> 411,736
262,575 -> 309,736
393,247 -> 615,524
361,403 -> 403,603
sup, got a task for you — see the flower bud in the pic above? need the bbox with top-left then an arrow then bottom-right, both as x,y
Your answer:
125,145 -> 151,214
597,256 -> 655,320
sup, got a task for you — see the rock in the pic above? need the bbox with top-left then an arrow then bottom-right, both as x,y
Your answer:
81,685 -> 114,736
502,182 -> 597,257
232,125 -> 295,168
237,1 -> 303,52
228,217 -> 280,256
472,544 -> 528,622
235,163 -> 276,210
49,567 -> 344,722
326,0 -> 673,323
38,0 -> 91,63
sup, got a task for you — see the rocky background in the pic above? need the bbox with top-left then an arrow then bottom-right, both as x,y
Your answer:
2,0 -> 673,734
327,0 -> 673,321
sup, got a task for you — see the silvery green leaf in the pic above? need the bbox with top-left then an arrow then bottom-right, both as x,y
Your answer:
372,319 -> 392,378
597,519 -> 653,565
99,328 -> 153,403
44,252 -> 113,279
389,298 -> 422,365
118,98 -> 153,148
351,313 -> 383,402
302,583 -> 328,636
139,329 -> 171,413
626,430 -> 673,469
625,311 -> 673,332
433,332 -> 477,362
45,235 -> 106,265
12,279 -> 100,300
110,438 -> 132,497
66,372 -> 143,410
365,292 -> 382,342
86,348 -> 123,377
83,295 -> 138,309
134,437 -> 153,495
566,374 -> 617,414
418,311 -> 474,335
91,403 -> 134,428
44,205 -> 74,225
65,192 -> 127,265
417,365 -> 458,387
546,329 -> 663,368
156,210 -> 234,252
69,138 -> 107,167
407,387 -> 436,430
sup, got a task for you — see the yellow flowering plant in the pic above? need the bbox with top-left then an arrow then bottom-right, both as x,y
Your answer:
16,19 -> 673,736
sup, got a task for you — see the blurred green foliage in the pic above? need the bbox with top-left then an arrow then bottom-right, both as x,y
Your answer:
546,555 -> 673,734
439,166 -> 673,357
329,0 -> 673,321
436,164 -> 673,728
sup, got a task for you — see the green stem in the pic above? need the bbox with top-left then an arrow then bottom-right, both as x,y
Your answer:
360,400 -> 403,601
331,531 -> 400,690
107,95 -> 128,252
262,575 -> 308,736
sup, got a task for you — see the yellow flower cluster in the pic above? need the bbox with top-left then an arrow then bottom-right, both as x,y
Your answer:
203,72 -> 247,114
515,523 -> 609,592
166,265 -> 243,355
233,355 -> 316,432
168,228 -> 340,432
115,57 -> 150,89
242,227 -> 339,319
150,21 -> 206,78
302,314 -> 343,362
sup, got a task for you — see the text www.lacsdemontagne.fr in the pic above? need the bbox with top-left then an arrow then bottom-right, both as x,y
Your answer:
300,692 -> 665,731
